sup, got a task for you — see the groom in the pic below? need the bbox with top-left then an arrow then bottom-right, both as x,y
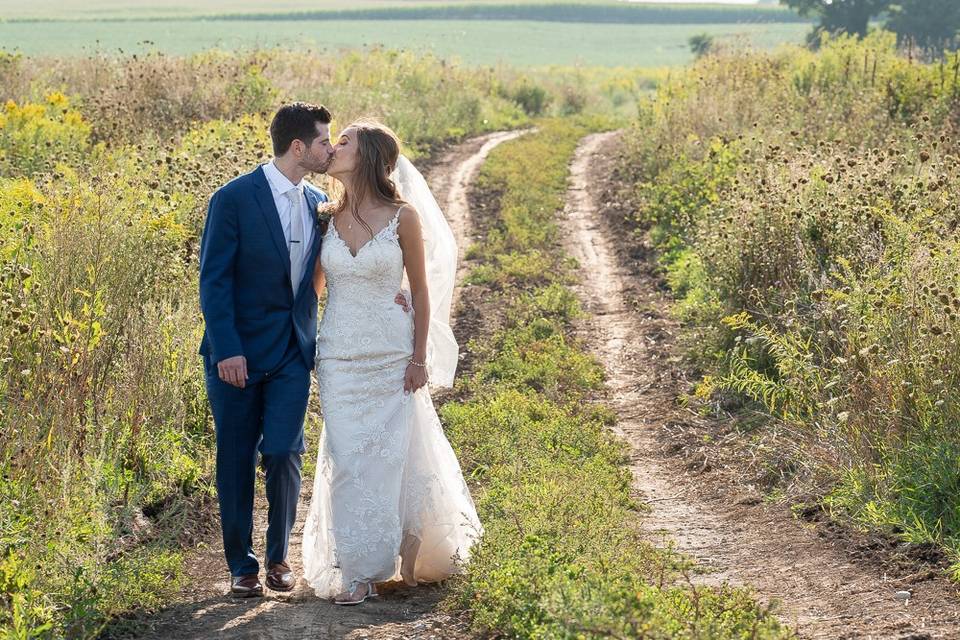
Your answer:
199,102 -> 334,597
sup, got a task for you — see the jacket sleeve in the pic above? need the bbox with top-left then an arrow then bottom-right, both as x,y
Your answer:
199,188 -> 244,364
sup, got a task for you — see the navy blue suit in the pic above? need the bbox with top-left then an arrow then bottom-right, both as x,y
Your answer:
198,165 -> 327,577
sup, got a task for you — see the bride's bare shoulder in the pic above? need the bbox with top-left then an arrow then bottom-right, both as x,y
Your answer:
396,203 -> 421,230
397,202 -> 419,219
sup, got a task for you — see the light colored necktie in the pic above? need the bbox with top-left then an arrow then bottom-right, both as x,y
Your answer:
287,187 -> 304,295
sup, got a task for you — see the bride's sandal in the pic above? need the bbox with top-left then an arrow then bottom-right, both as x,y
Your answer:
333,581 -> 378,606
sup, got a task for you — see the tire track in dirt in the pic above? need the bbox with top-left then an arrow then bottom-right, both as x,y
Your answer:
562,130 -> 960,640
128,131 -> 524,640
432,129 -> 528,311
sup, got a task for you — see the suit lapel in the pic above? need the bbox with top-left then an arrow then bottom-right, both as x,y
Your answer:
305,187 -> 323,263
252,166 -> 291,278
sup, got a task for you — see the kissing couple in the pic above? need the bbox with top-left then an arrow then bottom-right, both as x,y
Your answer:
198,102 -> 481,605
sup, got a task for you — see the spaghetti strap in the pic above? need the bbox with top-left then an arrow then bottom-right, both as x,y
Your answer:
388,205 -> 404,231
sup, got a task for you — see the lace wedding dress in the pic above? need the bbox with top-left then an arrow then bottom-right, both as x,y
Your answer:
301,205 -> 481,598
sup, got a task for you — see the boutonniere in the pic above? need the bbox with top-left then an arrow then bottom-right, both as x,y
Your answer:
316,201 -> 335,233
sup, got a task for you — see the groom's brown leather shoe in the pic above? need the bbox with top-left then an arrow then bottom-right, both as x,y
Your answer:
265,560 -> 295,592
230,574 -> 264,598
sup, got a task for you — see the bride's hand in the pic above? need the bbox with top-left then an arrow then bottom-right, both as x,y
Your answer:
404,361 -> 428,394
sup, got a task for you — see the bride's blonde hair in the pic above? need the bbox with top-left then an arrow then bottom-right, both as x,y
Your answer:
332,118 -> 407,239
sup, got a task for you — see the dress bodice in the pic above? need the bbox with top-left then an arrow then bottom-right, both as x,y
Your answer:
321,210 -> 404,308
316,209 -> 412,363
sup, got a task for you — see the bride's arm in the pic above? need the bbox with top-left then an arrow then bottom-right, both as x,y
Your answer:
397,204 -> 430,392
312,255 -> 326,297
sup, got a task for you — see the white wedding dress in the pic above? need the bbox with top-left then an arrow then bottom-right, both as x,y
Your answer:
302,194 -> 481,597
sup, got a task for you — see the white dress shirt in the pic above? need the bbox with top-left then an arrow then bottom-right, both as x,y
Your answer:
261,160 -> 314,277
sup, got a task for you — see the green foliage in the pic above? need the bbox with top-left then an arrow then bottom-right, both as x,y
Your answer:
781,0 -> 960,53
698,312 -> 824,422
780,0 -> 889,39
0,94 -> 91,178
227,61 -> 279,113
464,249 -> 558,288
469,317 -> 605,398
886,0 -> 960,56
443,119 -> 791,638
689,33 -> 715,59
504,81 -> 551,117
0,162 -> 207,637
619,31 -> 960,571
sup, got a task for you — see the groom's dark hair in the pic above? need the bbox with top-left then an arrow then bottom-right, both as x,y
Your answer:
270,102 -> 333,156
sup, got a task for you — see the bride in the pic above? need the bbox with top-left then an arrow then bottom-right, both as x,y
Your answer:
301,119 -> 481,605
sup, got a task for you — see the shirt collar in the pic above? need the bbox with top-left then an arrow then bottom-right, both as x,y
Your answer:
263,159 -> 303,197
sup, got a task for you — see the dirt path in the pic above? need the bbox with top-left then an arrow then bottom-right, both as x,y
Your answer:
432,129 -> 528,310
562,131 -> 960,639
130,131 -> 523,640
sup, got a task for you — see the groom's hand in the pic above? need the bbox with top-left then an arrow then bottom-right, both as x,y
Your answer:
394,292 -> 411,313
218,355 -> 248,389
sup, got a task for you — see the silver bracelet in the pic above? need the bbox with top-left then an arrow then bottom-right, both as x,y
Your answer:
408,358 -> 427,368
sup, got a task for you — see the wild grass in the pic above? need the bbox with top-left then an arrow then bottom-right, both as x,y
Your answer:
439,117 -> 792,638
616,31 -> 960,575
0,48 -> 537,150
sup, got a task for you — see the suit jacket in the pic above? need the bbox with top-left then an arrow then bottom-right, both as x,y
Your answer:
198,165 -> 328,372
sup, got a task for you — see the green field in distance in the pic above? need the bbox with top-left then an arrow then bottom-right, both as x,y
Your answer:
0,19 -> 806,67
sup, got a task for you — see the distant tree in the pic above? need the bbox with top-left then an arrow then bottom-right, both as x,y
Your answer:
780,0 -> 891,40
509,83 -> 549,117
689,33 -> 715,59
886,0 -> 960,57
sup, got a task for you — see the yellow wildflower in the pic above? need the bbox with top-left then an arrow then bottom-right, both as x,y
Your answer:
22,104 -> 45,119
63,111 -> 87,127
45,91 -> 68,108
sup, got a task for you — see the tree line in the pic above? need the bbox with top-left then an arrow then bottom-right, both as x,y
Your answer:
783,0 -> 960,56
